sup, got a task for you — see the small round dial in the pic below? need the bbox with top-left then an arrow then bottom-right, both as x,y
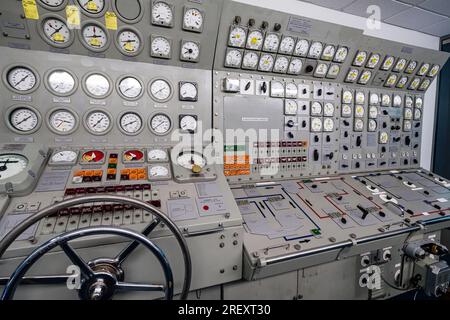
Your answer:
86,111 -> 111,134
311,102 -> 322,115
308,41 -> 323,59
311,118 -> 322,132
379,132 -> 389,144
47,70 -> 75,95
394,58 -> 407,72
285,100 -> 298,115
117,29 -> 141,55
0,155 -> 28,181
148,149 -> 168,162
321,44 -> 335,61
228,26 -> 246,48
49,109 -> 77,133
85,74 -> 110,98
346,69 -> 359,82
51,150 -> 77,163
151,36 -> 171,58
180,41 -> 200,61
183,8 -> 203,31
123,150 -> 144,162
382,94 -> 391,107
288,58 -> 303,75
341,104 -> 352,117
258,54 -> 274,72
81,23 -> 108,50
180,115 -> 197,132
263,33 -> 280,52
246,30 -> 264,50
366,53 -> 380,69
242,51 -> 259,70
294,39 -> 309,57
393,95 -> 402,107
9,108 -> 39,132
273,56 -> 289,73
150,113 -> 171,135
368,119 -> 377,132
120,112 -> 142,135
225,49 -> 242,68
285,83 -> 298,98
323,118 -> 334,132
415,97 -> 423,109
150,79 -> 172,102
370,93 -> 380,105
177,151 -> 206,170
152,1 -> 173,26
414,108 -> 422,120
334,46 -> 348,63
149,165 -> 169,178
368,106 -> 378,119
279,36 -> 295,55
118,77 -> 143,100
405,96 -> 414,108
77,0 -> 104,14
354,105 -> 365,118
42,17 -> 71,45
406,61 -> 418,74
404,108 -> 413,120
39,0 -> 65,7
324,103 -> 334,117
381,56 -> 395,71
179,82 -> 198,101
354,119 -> 364,131
7,67 -> 37,92
342,90 -> 353,104
355,92 -> 365,104
353,51 -> 367,67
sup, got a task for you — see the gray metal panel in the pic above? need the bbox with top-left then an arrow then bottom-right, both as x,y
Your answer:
342,0 -> 412,20
384,7 -> 447,30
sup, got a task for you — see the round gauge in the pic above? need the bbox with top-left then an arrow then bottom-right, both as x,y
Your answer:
396,76 -> 408,89
150,113 -> 171,135
242,51 -> 259,70
334,46 -> 348,63
379,132 -> 389,144
294,39 -> 309,57
273,56 -> 289,73
85,110 -> 111,134
341,104 -> 352,117
394,58 -> 407,72
179,82 -> 198,101
321,45 -> 335,61
81,23 -> 108,51
0,154 -> 28,181
404,108 -> 413,120
405,96 -> 414,108
123,149 -> 144,162
270,81 -> 284,97
415,97 -> 423,109
180,41 -> 200,62
368,119 -> 377,132
150,79 -> 172,102
51,150 -> 77,163
183,8 -> 203,32
177,151 -> 206,170
358,70 -> 372,85
346,69 -> 359,82
418,63 -> 430,76
47,70 -> 76,96
419,79 -> 431,91
354,119 -> 364,131
311,102 -> 322,115
279,36 -> 295,55
246,30 -> 264,50
225,49 -> 242,68
148,149 -> 168,162
382,94 -> 391,107
385,74 -> 398,87
354,105 -> 365,118
117,29 -> 142,56
285,100 -> 298,115
366,53 -> 380,69
355,92 -> 365,104
258,54 -> 274,72
151,36 -> 171,58
263,33 -> 280,52
323,118 -> 334,132
327,64 -> 340,78
228,26 -> 246,48
414,108 -> 422,120
353,51 -> 367,67
118,76 -> 143,100
404,120 -> 412,131
428,65 -> 440,77
370,93 -> 380,105
406,61 -> 418,74
180,115 -> 198,132
120,112 -> 143,135
81,150 -> 104,163
42,17 -> 72,46
409,78 -> 421,90
39,0 -> 65,8
288,58 -> 303,75
77,0 -> 105,15
84,73 -> 110,98
149,165 -> 169,178
314,63 -> 328,77
308,41 -> 323,59
310,118 -> 322,132
6,67 -> 38,93
285,83 -> 298,98
368,106 -> 378,119
381,56 -> 395,71
9,107 -> 40,133
152,1 -> 173,26
49,109 -> 77,134
324,103 -> 334,117
393,95 -> 402,107
342,90 -> 353,104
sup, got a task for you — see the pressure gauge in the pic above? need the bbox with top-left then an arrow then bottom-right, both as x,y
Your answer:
415,97 -> 423,109
49,109 -> 77,134
354,119 -> 364,132
417,63 -> 430,76
396,76 -> 408,89
321,45 -> 335,61
310,118 -> 322,132
288,58 -> 303,75
353,51 -> 367,67
183,8 -> 204,32
150,113 -> 171,135
403,120 -> 412,131
179,82 -> 198,101
258,54 -> 274,72
334,46 -> 348,63
273,56 -> 289,73
270,81 -> 284,98
149,165 -> 170,179
9,108 -> 40,133
51,150 -> 78,164
285,83 -> 298,98
0,155 -> 28,181
314,63 -> 328,77
358,70 -> 372,85
311,102 -> 322,115
326,64 -> 340,78
7,67 -> 38,93
324,103 -> 334,117
368,119 -> 377,132
118,76 -> 143,100
294,39 -> 309,57
81,23 -> 108,51
419,79 -> 431,91
382,94 -> 391,107
228,26 -> 247,48
47,70 -> 76,96
180,41 -> 200,62
246,30 -> 264,50
404,108 -> 413,120
323,118 -> 334,132
279,36 -> 295,55
341,104 -> 352,117
225,49 -> 242,68
150,79 -> 172,102
379,132 -> 389,144
385,74 -> 398,87
354,105 -> 365,118
393,95 -> 402,107
152,1 -> 173,27
381,56 -> 395,71
77,0 -> 105,15
81,150 -> 105,163
345,69 -> 359,83
409,77 -> 421,90
151,36 -> 171,59
263,33 -> 280,52
123,149 -> 144,163
117,29 -> 142,56
414,108 -> 422,120
368,106 -> 378,119
366,53 -> 381,69
355,92 -> 365,104
308,41 -> 323,59
370,93 -> 379,105
176,151 -> 206,170
393,58 -> 407,72
405,61 -> 418,74
242,51 -> 259,70
405,96 -> 414,108
39,0 -> 65,8
42,17 -> 72,46
428,65 -> 440,77
179,115 -> 198,132
84,73 -> 110,98
285,100 -> 298,115
85,110 -> 111,134
148,149 -> 168,162
342,90 -> 353,104
120,112 -> 143,135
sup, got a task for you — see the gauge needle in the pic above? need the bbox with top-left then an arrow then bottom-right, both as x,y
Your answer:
50,25 -> 64,36
154,121 -> 165,129
93,117 -> 105,128
124,120 -> 137,127
16,116 -> 32,126
15,74 -> 30,86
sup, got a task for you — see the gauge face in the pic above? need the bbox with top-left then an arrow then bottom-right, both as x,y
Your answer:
405,96 -> 414,108
77,0 -> 104,14
324,103 -> 334,117
327,64 -> 340,78
382,94 -> 391,107
310,118 -> 322,132
117,29 -> 141,55
151,36 -> 171,58
409,78 -> 421,90
152,1 -> 173,26
86,111 -> 111,134
225,49 -> 242,68
150,113 -> 171,135
150,79 -> 172,102
0,154 -> 28,181
123,149 -> 144,162
285,83 -> 298,98
288,58 -> 303,75
179,82 -> 198,101
355,92 -> 365,104
263,33 -> 280,52
393,95 -> 402,107
354,119 -> 364,132
39,0 -> 65,7
81,150 -> 104,163
393,58 -> 407,72
308,41 -> 323,59
353,51 -> 367,67
385,74 -> 398,87
358,70 -> 372,85
279,36 -> 295,55
47,70 -> 75,95
85,74 -> 110,97
345,69 -> 359,83
120,112 -> 142,135
51,150 -> 77,163
82,24 -> 108,50
242,51 -> 259,70
368,119 -> 377,132
381,56 -> 395,71
183,8 -> 203,32
419,79 -> 431,91
180,115 -> 198,132
342,91 -> 353,104
406,61 -> 417,74
404,108 -> 413,120
314,63 -> 328,77
321,45 -> 335,61
9,108 -> 39,132
404,120 -> 412,131
414,108 -> 422,120
149,165 -> 169,178
273,56 -> 289,73
258,54 -> 274,72
42,18 -> 71,45
246,30 -> 264,50
180,41 -> 200,62
323,118 -> 334,132
311,102 -> 322,115
396,76 -> 408,89
379,132 -> 389,144
270,81 -> 284,98
428,65 -> 440,77
294,39 -> 309,57
7,67 -> 37,92
354,105 -> 364,118
341,104 -> 352,117
49,110 -> 76,133
118,77 -> 142,100
370,93 -> 379,105
285,100 -> 298,115
415,97 -> 423,109
228,26 -> 246,48
418,63 -> 430,76
368,106 -> 378,119
148,149 -> 168,162
366,53 -> 380,69
177,151 -> 206,170
334,46 -> 348,63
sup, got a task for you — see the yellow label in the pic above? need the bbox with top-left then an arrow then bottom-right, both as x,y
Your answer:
52,33 -> 65,42
89,38 -> 101,47
124,42 -> 135,52
66,5 -> 80,29
22,0 -> 39,20
105,12 -> 118,30
86,1 -> 98,11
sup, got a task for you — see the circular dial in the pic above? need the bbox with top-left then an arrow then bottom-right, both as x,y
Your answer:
123,149 -> 144,162
404,120 -> 412,131
181,41 -> 200,61
49,110 -> 77,133
82,24 -> 108,50
353,51 -> 367,66
7,67 -> 37,92
151,36 -> 171,57
183,8 -> 203,31
177,151 -> 207,170
179,82 -> 198,101
118,77 -> 142,100
148,149 -> 168,162
321,45 -> 335,61
354,119 -> 364,131
308,41 -> 323,59
120,112 -> 142,135
225,49 -> 242,68
258,54 -> 274,72
323,118 -> 334,132
324,103 -> 334,117
379,132 -> 389,144
152,1 -> 173,26
81,150 -> 104,163
150,79 -> 172,102
355,92 -> 365,104
294,39 -> 309,57
149,165 -> 169,178
86,111 -> 111,134
342,91 -> 353,104
242,51 -> 259,70
42,17 -> 71,45
368,106 -> 378,119
285,83 -> 298,98
368,119 -> 377,132
9,108 -> 39,132
366,53 -> 380,69
382,94 -> 391,107
341,104 -> 352,117
0,155 -> 28,181
85,74 -> 110,97
414,108 -> 422,120
285,100 -> 298,115
370,93 -> 380,105
381,56 -> 395,71
393,95 -> 402,107
311,118 -> 322,132
288,58 -> 303,75
273,56 -> 289,73
39,0 -> 65,7
311,102 -> 322,115
263,33 -> 280,52
334,46 -> 348,63
404,108 -> 413,120
415,97 -> 423,109
150,113 -> 171,135
77,0 -> 104,14
117,29 -> 141,55
246,30 -> 264,50
47,70 -> 75,95
228,26 -> 246,48
180,115 -> 197,132
279,36 -> 295,54
51,150 -> 77,163
354,105 -> 365,118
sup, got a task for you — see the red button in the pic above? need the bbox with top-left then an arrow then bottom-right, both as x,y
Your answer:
203,205 -> 209,211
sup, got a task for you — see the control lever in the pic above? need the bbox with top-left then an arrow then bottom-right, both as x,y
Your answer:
313,149 -> 319,161
357,205 -> 370,220
261,81 -> 267,94
356,136 -> 362,147
326,152 -> 334,160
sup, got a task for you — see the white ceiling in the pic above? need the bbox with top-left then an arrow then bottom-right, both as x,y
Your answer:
301,0 -> 450,37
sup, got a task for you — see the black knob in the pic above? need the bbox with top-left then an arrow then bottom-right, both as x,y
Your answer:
305,65 -> 314,73
234,16 -> 241,24
302,120 -> 307,128
248,18 -> 255,27
355,162 -> 360,168
274,23 -> 282,31
341,217 -> 347,224
383,122 -> 387,128
343,120 -> 349,126
261,81 -> 267,93
344,131 -> 349,138
343,145 -> 349,151
314,135 -> 319,143
381,146 -> 386,153
327,152 -> 334,160
261,21 -> 269,29
405,136 -> 411,145
326,135 -> 331,143
317,89 -> 322,96
288,132 -> 294,139
379,211 -> 386,218
287,120 -> 295,128
356,136 -> 362,147
415,122 -> 421,128
313,149 -> 319,161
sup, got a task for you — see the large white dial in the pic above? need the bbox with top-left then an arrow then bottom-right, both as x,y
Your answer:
7,67 -> 37,92
279,36 -> 295,55
246,30 -> 264,50
179,82 -> 198,101
225,49 -> 242,68
118,77 -> 142,100
150,113 -> 171,135
273,56 -> 289,73
77,0 -> 105,14
177,151 -> 206,170
81,24 -> 108,50
150,79 -> 172,102
47,70 -> 75,95
258,54 -> 274,72
51,150 -> 78,163
49,110 -> 77,133
42,17 -> 71,45
242,51 -> 259,70
85,74 -> 110,98
0,155 -> 28,181
9,108 -> 39,132
183,8 -> 204,32
263,33 -> 280,52
86,111 -> 111,134
294,39 -> 309,57
148,149 -> 168,162
180,115 -> 198,132
228,26 -> 246,48
151,36 -> 171,58
180,41 -> 200,62
117,29 -> 141,55
288,58 -> 303,75
308,41 -> 323,59
152,1 -> 173,26
120,112 -> 143,135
